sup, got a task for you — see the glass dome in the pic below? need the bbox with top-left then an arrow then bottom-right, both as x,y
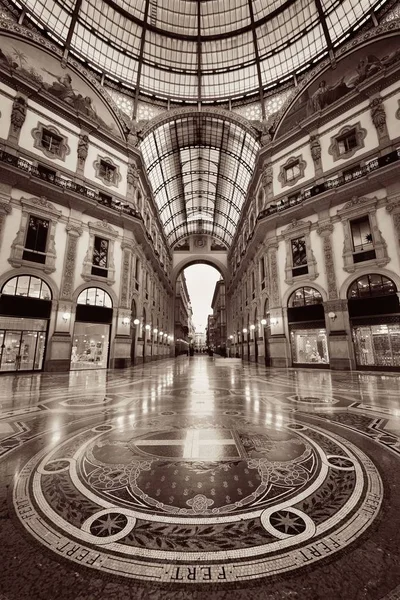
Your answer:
13,0 -> 387,103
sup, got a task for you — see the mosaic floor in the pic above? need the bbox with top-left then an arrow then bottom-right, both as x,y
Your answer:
1,357 -> 400,599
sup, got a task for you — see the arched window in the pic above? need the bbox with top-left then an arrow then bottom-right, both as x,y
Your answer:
77,287 -> 112,308
347,274 -> 396,299
288,287 -> 323,307
2,275 -> 52,300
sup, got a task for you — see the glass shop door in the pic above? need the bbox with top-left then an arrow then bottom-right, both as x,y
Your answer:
0,328 -> 46,372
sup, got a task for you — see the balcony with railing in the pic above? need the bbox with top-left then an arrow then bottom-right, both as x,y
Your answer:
257,149 -> 400,221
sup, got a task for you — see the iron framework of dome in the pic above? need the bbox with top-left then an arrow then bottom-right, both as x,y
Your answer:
140,113 -> 259,247
9,0 -> 393,106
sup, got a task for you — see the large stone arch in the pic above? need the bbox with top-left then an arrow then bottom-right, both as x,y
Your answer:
171,254 -> 228,287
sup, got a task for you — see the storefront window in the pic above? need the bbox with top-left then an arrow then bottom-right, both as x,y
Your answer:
348,275 -> 396,299
0,316 -> 47,372
291,329 -> 329,365
2,275 -> 51,300
77,287 -> 112,307
289,287 -> 323,307
71,322 -> 110,370
353,324 -> 400,368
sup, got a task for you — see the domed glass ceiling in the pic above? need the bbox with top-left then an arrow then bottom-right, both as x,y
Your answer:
15,0 -> 385,103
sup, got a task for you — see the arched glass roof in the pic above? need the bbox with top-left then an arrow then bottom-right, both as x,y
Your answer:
140,113 -> 259,247
14,0 -> 387,104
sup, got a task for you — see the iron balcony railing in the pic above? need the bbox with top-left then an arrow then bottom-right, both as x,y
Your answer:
0,150 -> 143,220
258,149 -> 400,220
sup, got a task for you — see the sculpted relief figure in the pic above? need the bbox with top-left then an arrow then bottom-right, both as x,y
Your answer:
77,134 -> 89,169
10,95 -> 27,134
261,165 -> 273,190
127,120 -> 143,146
369,97 -> 386,133
310,134 -> 321,164
127,162 -> 140,189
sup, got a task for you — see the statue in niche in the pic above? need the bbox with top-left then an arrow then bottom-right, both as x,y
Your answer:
127,162 -> 140,189
310,134 -> 321,164
261,165 -> 273,190
10,95 -> 27,134
369,97 -> 386,133
77,134 -> 89,169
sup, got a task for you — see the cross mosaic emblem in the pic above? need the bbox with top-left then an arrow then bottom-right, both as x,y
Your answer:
133,428 -> 240,459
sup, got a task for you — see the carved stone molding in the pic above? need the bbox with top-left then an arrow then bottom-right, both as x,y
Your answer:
93,155 -> 122,188
31,122 -> 70,161
60,223 -> 83,300
323,299 -> 348,313
277,155 -> 307,188
328,122 -> 367,162
266,240 -> 280,308
282,220 -> 318,284
8,196 -> 61,273
337,195 -> 389,272
317,221 -> 338,300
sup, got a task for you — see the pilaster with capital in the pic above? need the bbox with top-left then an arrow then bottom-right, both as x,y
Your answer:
60,222 -> 83,300
386,196 -> 400,257
120,240 -> 135,309
317,221 -> 338,300
267,240 -> 281,308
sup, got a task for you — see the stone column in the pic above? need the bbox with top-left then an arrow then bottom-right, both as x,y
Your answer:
386,195 -> 400,260
46,222 -> 82,372
0,184 -> 12,246
266,240 -> 289,367
317,219 -> 353,369
317,222 -> 338,300
114,240 -> 135,368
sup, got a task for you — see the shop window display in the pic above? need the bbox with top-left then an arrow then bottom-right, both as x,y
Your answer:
291,329 -> 329,365
353,324 -> 400,368
70,322 -> 110,370
0,317 -> 47,372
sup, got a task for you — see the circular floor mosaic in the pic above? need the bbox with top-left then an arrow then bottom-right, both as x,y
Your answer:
13,413 -> 382,584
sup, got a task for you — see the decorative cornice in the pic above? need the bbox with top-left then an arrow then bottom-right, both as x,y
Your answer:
87,219 -> 119,238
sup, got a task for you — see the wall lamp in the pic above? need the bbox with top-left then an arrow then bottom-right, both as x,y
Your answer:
328,311 -> 337,321
260,318 -> 267,326
122,316 -> 130,326
242,328 -> 248,334
133,318 -> 140,326
153,328 -> 158,334
145,324 -> 151,331
250,324 -> 255,331
62,312 -> 70,322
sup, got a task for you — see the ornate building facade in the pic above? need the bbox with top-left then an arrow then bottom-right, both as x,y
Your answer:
0,14 -> 400,372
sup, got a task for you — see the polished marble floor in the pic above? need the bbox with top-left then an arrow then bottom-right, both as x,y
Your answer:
1,356 -> 400,599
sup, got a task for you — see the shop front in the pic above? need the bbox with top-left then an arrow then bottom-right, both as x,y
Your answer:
0,275 -> 52,372
348,274 -> 400,370
288,287 -> 329,367
71,287 -> 113,371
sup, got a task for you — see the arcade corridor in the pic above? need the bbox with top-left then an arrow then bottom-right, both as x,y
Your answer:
1,356 -> 400,599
